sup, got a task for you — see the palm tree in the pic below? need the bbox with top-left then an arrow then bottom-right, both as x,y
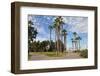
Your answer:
73,32 -> 77,51
54,16 -> 64,52
73,32 -> 77,39
60,19 -> 65,52
62,29 -> 67,52
53,22 -> 57,50
53,17 -> 60,53
48,25 -> 53,50
76,36 -> 81,50
71,38 -> 74,51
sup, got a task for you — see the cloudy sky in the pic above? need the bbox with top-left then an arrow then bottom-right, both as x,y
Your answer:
28,15 -> 88,49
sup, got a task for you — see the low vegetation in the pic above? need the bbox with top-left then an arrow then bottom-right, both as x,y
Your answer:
29,52 -> 66,57
80,49 -> 88,58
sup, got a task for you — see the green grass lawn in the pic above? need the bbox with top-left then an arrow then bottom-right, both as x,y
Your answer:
29,50 -> 87,58
29,51 -> 67,57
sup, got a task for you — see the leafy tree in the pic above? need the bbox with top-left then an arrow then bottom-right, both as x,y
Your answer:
28,20 -> 38,52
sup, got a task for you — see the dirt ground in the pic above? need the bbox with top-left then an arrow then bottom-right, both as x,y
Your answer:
28,52 -> 83,60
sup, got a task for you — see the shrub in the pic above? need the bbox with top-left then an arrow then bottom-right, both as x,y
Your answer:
80,49 -> 88,58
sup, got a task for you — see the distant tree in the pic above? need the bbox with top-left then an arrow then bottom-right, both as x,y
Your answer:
30,40 -> 56,52
41,41 -> 49,52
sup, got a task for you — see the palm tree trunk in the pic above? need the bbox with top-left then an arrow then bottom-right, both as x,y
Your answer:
73,41 -> 75,51
49,29 -> 51,52
61,25 -> 63,53
75,41 -> 77,51
64,35 -> 66,52
72,41 -> 73,51
56,27 -> 59,55
66,36 -> 67,52
76,41 -> 78,51
56,26 -> 61,53
58,28 -> 60,53
79,40 -> 80,51
55,29 -> 57,51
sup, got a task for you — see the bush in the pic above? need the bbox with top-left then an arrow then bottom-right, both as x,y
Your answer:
80,49 -> 88,58
73,50 -> 80,53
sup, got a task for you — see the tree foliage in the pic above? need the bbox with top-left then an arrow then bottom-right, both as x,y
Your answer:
28,20 -> 38,52
29,40 -> 55,52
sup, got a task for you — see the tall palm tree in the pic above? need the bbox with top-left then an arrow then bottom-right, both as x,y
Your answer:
53,17 -> 60,53
73,32 -> 77,39
60,19 -> 65,52
73,32 -> 77,51
48,25 -> 53,50
56,17 -> 61,52
53,22 -> 57,50
76,36 -> 81,50
71,38 -> 74,51
62,29 -> 67,52
59,17 -> 65,52
54,16 -> 64,52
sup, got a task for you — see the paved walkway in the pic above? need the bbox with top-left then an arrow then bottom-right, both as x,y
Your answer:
29,52 -> 82,61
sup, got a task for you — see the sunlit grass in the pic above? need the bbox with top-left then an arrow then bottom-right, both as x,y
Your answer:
29,51 -> 67,57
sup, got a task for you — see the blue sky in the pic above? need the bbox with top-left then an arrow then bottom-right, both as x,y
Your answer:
28,15 -> 88,49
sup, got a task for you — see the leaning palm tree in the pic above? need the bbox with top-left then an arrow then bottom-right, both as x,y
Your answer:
48,25 -> 53,50
62,29 -> 67,52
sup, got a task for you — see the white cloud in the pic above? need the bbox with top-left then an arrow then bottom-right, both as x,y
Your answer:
36,36 -> 48,42
37,24 -> 47,34
36,25 -> 50,41
62,16 -> 88,33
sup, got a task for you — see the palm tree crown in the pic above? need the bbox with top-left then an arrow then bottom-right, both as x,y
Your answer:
62,29 -> 67,35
